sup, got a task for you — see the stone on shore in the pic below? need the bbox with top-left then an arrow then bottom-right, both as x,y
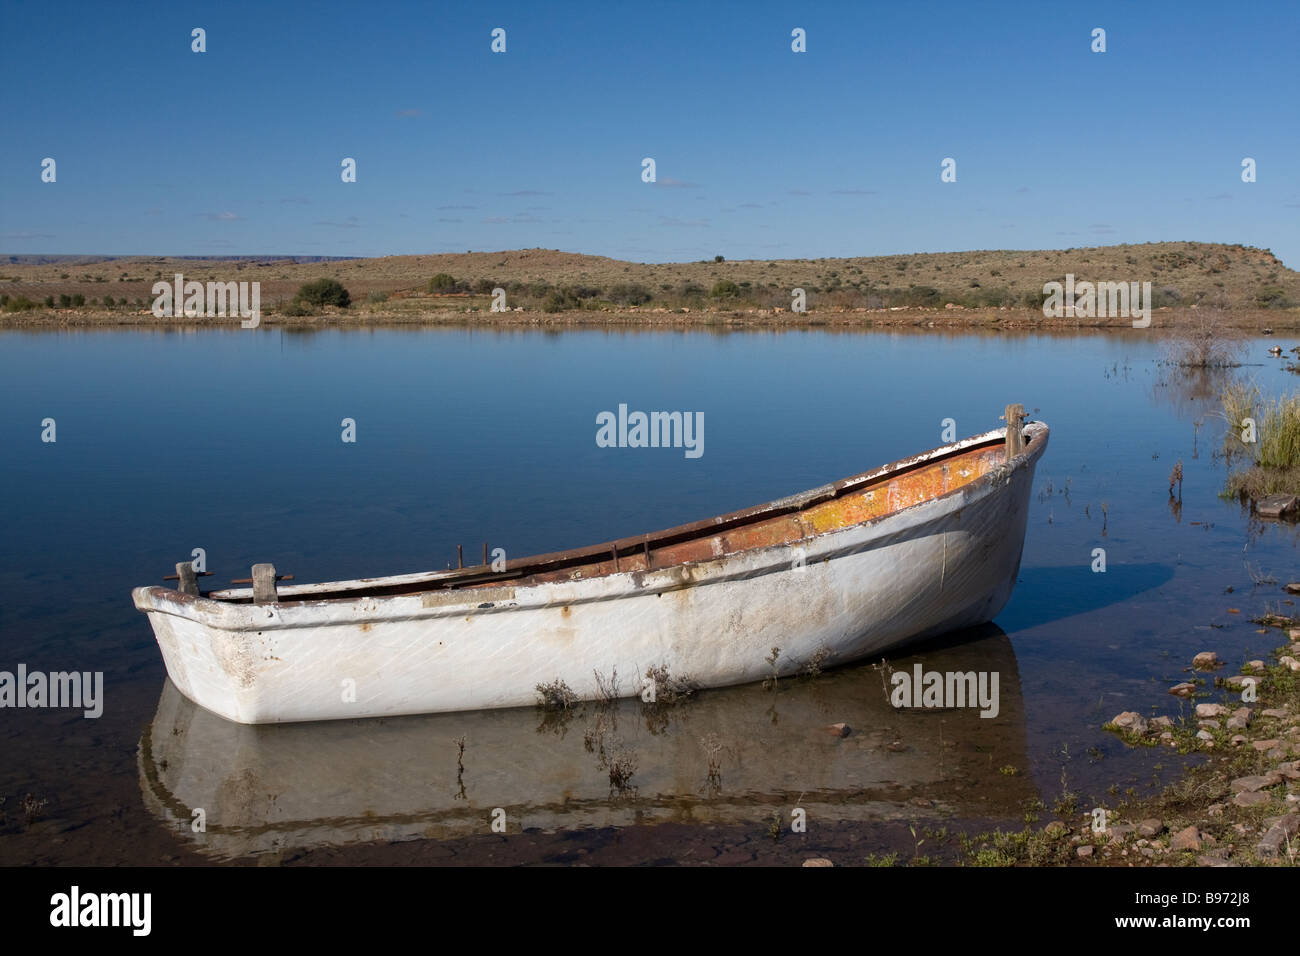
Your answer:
1193,652 -> 1222,670
1196,703 -> 1228,718
1111,712 -> 1148,734
1137,819 -> 1163,838
1231,773 -> 1282,792
1233,790 -> 1273,808
1169,825 -> 1201,851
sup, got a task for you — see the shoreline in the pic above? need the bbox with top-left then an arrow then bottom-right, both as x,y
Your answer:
3,305 -> 1298,332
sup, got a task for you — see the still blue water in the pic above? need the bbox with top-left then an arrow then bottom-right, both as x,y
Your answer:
1,327 -> 1295,862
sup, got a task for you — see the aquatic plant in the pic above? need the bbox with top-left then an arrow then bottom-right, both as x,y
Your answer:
1221,384 -> 1300,497
534,678 -> 578,710
1162,309 -> 1245,368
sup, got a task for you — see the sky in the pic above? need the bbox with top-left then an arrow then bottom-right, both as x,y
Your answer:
2,0 -> 1297,265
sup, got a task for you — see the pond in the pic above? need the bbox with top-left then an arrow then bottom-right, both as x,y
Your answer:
1,326 -> 1294,863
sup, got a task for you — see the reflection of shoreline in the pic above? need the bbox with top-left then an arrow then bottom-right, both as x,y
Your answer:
7,311 -> 1291,334
139,625 -> 1030,860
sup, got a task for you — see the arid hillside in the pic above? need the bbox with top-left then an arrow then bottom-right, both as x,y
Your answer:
1,242 -> 1296,327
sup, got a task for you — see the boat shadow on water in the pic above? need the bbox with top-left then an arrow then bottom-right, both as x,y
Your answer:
138,624 -> 1032,860
996,562 -> 1174,631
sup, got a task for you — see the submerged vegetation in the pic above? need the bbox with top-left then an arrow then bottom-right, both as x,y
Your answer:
1163,309 -> 1245,368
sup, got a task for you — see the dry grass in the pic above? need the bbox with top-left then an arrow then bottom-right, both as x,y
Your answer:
534,678 -> 578,710
1162,308 -> 1246,366
3,241 -> 1297,327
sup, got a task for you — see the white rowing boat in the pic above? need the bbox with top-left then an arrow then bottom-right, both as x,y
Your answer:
132,406 -> 1047,724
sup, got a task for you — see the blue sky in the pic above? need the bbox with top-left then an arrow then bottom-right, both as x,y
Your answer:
2,0 -> 1297,264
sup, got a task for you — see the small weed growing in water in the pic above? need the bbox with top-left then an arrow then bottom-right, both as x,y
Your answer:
762,646 -> 782,691
768,810 -> 784,841
535,679 -> 578,710
22,793 -> 47,825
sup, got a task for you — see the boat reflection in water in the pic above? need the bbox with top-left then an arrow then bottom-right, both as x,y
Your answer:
139,624 -> 1030,860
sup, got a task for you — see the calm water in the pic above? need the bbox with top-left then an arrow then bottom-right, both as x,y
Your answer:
1,327 -> 1296,863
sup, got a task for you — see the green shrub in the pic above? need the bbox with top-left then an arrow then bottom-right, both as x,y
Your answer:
366,291 -> 389,304
542,289 -> 582,312
710,280 -> 740,299
428,273 -> 456,292
58,294 -> 71,308
474,278 -> 497,295
295,278 -> 350,308
71,293 -> 85,307
2,295 -> 38,312
43,295 -> 54,308
607,283 -> 652,306
280,299 -> 314,317
1256,286 -> 1292,309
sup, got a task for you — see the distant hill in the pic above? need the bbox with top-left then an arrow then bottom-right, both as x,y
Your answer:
1,242 -> 1296,320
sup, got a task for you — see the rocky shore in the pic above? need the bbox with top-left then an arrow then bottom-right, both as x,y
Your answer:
1089,632 -> 1300,866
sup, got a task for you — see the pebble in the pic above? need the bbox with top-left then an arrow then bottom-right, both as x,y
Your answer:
1261,708 -> 1289,719
1227,717 -> 1249,731
824,723 -> 852,738
1280,656 -> 1300,672
1198,720 -> 1221,730
1077,845 -> 1093,858
1246,660 -> 1267,672
1150,716 -> 1174,729
1253,739 -> 1281,751
1231,734 -> 1249,746
802,858 -> 834,867
1225,676 -> 1253,691
1196,703 -> 1228,718
1169,683 -> 1197,697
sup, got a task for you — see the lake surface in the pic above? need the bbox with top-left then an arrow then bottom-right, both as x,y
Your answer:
2,326 -> 1296,864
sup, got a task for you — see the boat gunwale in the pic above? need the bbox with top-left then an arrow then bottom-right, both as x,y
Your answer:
140,422 -> 1045,612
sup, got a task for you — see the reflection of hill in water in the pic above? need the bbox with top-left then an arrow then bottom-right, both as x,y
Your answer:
139,625 -> 1030,860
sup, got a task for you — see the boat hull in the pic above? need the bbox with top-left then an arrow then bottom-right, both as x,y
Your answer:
133,423 -> 1046,723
